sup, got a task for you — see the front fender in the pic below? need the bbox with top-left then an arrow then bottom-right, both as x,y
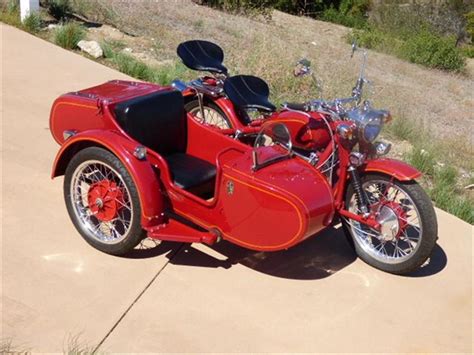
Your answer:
52,130 -> 164,227
363,158 -> 421,181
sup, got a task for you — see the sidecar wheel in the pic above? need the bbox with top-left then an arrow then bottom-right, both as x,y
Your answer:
64,147 -> 145,255
342,173 -> 437,275
185,100 -> 232,129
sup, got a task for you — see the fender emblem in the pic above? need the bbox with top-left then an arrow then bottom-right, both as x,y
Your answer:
226,180 -> 234,196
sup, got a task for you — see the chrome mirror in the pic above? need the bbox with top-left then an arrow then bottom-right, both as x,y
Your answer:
294,58 -> 312,77
351,41 -> 358,58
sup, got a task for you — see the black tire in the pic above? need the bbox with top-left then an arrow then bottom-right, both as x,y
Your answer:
342,173 -> 438,275
184,99 -> 232,129
64,147 -> 145,255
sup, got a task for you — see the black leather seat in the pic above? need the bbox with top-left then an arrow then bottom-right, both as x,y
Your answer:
223,75 -> 276,113
114,90 -> 216,196
177,40 -> 228,75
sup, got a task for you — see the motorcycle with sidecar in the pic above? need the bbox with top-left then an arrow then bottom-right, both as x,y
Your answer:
50,44 -> 437,275
169,40 -> 438,274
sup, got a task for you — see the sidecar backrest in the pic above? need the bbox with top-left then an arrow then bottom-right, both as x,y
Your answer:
114,90 -> 187,155
114,90 -> 217,198
177,40 -> 228,75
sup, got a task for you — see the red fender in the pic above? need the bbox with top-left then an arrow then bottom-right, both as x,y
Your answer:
51,130 -> 164,227
363,158 -> 421,181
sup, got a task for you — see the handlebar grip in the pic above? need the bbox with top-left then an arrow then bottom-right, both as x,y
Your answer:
285,102 -> 309,111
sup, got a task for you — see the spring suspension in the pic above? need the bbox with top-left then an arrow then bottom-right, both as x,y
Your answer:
348,166 -> 369,214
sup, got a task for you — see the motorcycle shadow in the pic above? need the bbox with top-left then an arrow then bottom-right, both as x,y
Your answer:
128,226 -> 358,280
126,227 -> 447,279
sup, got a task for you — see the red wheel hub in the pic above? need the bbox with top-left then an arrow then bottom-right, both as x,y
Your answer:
87,180 -> 124,221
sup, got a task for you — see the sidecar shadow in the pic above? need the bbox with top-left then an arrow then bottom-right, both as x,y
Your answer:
126,226 -> 447,279
128,226 -> 357,280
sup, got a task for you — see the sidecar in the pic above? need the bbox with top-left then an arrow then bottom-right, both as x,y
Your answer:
50,80 -> 334,255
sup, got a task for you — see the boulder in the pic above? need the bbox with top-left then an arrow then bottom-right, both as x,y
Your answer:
77,40 -> 103,59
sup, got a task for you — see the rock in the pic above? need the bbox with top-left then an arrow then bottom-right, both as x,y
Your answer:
47,24 -> 58,30
77,40 -> 103,59
123,47 -> 133,53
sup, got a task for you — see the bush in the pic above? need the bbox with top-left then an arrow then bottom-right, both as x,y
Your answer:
54,22 -> 85,49
401,30 -> 465,71
45,0 -> 71,20
113,53 -> 154,81
461,45 -> 474,58
23,11 -> 42,33
466,11 -> 474,42
0,0 -> 22,27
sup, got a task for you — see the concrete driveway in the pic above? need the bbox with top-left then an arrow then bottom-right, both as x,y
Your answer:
1,24 -> 472,353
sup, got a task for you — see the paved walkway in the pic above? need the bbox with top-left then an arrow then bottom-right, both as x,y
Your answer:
1,24 -> 472,353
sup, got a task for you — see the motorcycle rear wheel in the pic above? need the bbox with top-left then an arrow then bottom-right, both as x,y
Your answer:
342,173 -> 437,275
185,100 -> 231,129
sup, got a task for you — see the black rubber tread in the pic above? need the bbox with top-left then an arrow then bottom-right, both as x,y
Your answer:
63,147 -> 145,255
342,173 -> 438,275
184,99 -> 232,129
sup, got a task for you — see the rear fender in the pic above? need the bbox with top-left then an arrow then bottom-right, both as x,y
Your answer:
363,158 -> 421,181
52,130 -> 164,227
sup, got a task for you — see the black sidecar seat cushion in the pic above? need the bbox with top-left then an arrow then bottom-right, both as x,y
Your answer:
223,75 -> 276,112
165,153 -> 216,196
114,90 -> 216,197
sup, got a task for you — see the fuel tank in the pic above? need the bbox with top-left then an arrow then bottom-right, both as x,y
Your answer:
271,110 -> 331,151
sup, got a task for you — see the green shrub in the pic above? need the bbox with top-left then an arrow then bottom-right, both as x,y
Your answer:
430,166 -> 474,224
349,27 -> 389,50
45,0 -> 71,20
461,45 -> 474,58
401,30 -> 465,71
407,145 -> 437,177
113,52 -> 154,81
0,0 -> 22,27
321,0 -> 369,29
466,11 -> 474,42
22,11 -> 42,33
54,22 -> 85,49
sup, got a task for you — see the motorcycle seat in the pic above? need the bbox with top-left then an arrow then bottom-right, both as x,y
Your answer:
114,90 -> 216,197
223,75 -> 276,113
177,40 -> 228,75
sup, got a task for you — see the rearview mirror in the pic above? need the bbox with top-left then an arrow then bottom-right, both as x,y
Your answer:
351,41 -> 358,58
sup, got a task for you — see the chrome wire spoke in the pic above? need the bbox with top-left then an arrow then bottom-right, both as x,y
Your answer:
70,160 -> 133,245
347,179 -> 423,264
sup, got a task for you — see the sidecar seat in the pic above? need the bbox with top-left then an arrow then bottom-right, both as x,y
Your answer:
114,90 -> 216,197
224,75 -> 276,113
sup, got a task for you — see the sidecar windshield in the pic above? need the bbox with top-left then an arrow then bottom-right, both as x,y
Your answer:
253,122 -> 293,171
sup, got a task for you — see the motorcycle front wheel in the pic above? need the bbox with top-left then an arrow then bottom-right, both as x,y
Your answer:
342,173 -> 438,275
184,100 -> 232,129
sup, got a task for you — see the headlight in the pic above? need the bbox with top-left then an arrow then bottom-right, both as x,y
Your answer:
347,108 -> 390,143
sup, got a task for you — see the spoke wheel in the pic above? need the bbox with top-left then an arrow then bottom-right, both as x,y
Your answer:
185,100 -> 231,129
64,147 -> 145,255
342,173 -> 437,275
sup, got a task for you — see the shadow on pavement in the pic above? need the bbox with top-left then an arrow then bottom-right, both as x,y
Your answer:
126,226 -> 359,280
405,243 -> 447,277
125,227 -> 448,279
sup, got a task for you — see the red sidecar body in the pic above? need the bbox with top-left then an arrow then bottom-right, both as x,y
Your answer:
50,80 -> 335,251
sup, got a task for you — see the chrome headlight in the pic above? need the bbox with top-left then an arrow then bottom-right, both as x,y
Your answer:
347,108 -> 390,143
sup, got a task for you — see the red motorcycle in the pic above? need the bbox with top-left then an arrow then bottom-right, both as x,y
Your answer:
170,40 -> 438,274
48,43 -> 437,275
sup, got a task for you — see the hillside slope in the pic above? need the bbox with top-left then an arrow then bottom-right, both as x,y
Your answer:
80,0 -> 473,146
